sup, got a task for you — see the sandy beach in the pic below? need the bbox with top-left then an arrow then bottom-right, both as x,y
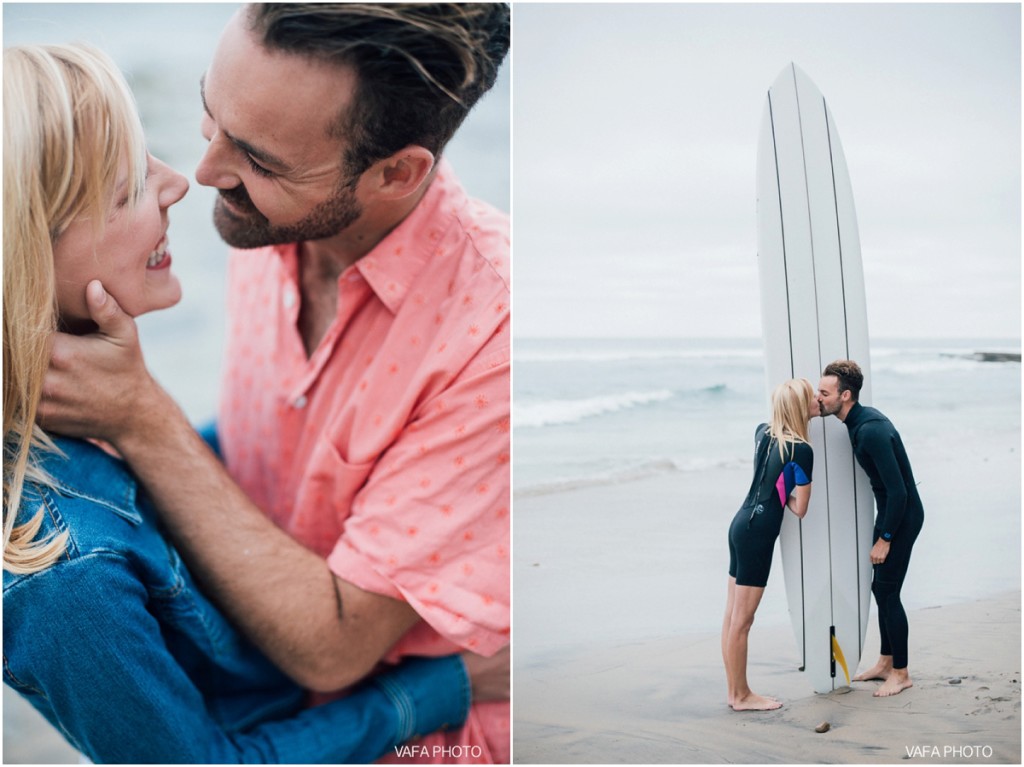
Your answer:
514,591 -> 1021,763
514,421 -> 1021,764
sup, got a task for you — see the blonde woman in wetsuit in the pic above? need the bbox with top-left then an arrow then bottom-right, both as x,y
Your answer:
722,378 -> 816,711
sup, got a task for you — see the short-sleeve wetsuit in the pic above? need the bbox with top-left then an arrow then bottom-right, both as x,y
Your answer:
843,402 -> 925,670
728,423 -> 813,588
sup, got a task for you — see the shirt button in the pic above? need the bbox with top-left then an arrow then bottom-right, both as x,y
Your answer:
293,395 -> 307,409
282,288 -> 296,309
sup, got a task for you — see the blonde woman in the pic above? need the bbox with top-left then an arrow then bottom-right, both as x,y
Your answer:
3,43 -> 486,763
722,378 -> 816,711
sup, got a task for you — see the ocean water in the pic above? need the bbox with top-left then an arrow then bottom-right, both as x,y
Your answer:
513,337 -> 1022,498
513,336 -> 1021,648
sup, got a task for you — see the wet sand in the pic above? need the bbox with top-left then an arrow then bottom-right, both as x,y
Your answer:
514,591 -> 1021,763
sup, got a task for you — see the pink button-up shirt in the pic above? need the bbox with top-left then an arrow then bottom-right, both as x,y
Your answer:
218,162 -> 509,763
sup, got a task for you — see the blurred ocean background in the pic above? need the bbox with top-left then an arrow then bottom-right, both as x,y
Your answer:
3,4 -> 509,763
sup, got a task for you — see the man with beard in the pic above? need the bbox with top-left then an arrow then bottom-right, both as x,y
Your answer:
817,360 -> 925,698
41,4 -> 511,762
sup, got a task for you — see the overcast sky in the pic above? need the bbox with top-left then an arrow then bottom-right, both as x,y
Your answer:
513,3 -> 1021,340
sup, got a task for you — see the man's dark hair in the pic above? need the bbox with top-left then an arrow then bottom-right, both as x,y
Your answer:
247,3 -> 509,176
822,359 -> 864,402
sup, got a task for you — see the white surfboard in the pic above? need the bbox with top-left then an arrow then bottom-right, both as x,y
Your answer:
756,63 -> 875,694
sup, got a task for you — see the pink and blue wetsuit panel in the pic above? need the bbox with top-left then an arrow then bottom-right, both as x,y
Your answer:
775,461 -> 811,508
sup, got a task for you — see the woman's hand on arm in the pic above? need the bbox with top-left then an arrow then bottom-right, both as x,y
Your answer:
460,645 -> 510,702
787,482 -> 812,519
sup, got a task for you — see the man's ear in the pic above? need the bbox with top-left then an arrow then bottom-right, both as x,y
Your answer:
367,146 -> 435,201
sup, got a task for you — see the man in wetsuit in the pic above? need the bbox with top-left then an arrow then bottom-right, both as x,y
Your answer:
817,360 -> 925,697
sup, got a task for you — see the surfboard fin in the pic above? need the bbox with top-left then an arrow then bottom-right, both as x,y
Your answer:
831,632 -> 851,686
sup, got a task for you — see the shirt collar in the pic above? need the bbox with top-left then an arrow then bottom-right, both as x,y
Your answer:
355,159 -> 468,314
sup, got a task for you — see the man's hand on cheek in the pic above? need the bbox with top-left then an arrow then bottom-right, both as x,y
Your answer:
39,280 -> 168,444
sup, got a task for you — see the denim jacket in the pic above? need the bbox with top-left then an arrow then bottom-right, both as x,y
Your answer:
3,437 -> 469,764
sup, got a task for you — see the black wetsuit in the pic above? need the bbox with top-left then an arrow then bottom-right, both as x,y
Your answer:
728,424 -> 813,588
843,402 -> 925,670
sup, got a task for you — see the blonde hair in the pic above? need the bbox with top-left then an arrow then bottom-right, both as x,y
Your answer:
3,43 -> 148,574
768,378 -> 814,461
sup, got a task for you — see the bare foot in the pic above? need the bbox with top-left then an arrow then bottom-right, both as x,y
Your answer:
732,692 -> 783,711
874,671 -> 913,697
730,691 -> 781,706
854,661 -> 892,682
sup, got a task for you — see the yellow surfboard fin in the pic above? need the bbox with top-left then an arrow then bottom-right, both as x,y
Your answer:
831,634 -> 851,686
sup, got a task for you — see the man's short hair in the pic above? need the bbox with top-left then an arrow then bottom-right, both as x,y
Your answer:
822,359 -> 864,401
247,3 -> 510,176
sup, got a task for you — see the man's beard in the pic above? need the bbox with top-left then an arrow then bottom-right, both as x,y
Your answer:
213,175 -> 362,249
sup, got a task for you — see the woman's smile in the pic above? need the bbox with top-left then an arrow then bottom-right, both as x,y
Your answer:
146,234 -> 172,270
